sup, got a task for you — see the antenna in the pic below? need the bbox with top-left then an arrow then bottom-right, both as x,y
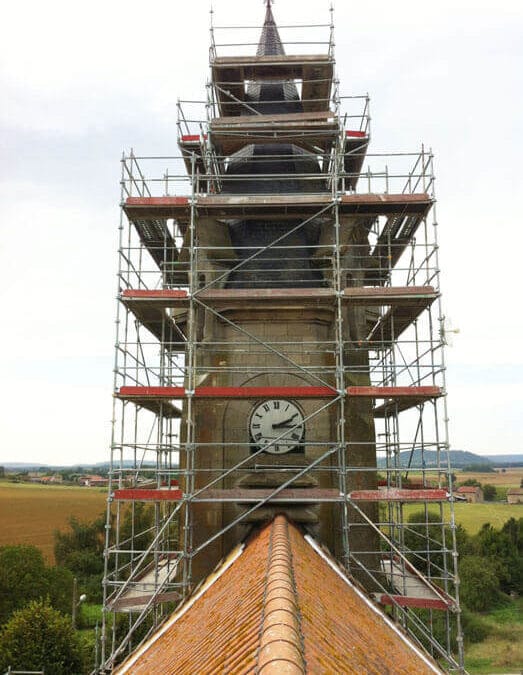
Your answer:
441,316 -> 460,346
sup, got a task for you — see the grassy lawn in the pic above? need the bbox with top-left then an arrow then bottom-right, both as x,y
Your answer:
0,480 -> 107,561
465,599 -> 523,674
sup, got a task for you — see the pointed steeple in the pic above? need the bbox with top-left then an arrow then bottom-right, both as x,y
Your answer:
246,2 -> 301,114
257,1 -> 285,57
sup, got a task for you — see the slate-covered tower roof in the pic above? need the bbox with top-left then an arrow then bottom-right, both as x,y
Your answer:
224,2 -> 323,288
245,0 -> 301,114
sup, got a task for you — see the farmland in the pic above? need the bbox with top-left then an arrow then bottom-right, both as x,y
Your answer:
0,476 -> 521,562
0,481 -> 107,562
455,466 -> 522,488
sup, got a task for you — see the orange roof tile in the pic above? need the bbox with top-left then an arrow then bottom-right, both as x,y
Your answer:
116,516 -> 441,674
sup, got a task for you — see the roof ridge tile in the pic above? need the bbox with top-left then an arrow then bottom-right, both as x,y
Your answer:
256,516 -> 306,674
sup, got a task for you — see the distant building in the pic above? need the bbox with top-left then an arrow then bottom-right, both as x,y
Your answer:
507,488 -> 523,504
78,474 -> 108,487
456,485 -> 484,503
30,474 -> 62,484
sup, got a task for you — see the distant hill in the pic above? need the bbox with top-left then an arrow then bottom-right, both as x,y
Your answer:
377,449 -> 523,469
484,454 -> 523,466
1,460 -> 159,472
2,453 -> 521,472
378,449 -> 505,469
1,462 -> 49,470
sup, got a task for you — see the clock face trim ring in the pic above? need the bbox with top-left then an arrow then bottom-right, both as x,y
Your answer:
249,399 -> 305,455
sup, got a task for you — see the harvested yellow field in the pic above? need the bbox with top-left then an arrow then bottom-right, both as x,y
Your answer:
0,481 -> 107,562
455,467 -> 523,488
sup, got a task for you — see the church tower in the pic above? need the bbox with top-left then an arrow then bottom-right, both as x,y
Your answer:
177,0 -> 380,583
102,3 -> 463,670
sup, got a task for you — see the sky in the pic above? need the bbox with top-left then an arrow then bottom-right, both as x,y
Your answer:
1,0 -> 522,465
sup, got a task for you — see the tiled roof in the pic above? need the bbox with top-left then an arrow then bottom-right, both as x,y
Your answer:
116,516 -> 441,674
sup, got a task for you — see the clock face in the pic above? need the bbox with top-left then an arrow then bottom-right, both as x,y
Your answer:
249,399 -> 305,455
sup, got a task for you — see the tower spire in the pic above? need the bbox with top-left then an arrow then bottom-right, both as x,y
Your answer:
257,0 -> 282,57
246,0 -> 300,113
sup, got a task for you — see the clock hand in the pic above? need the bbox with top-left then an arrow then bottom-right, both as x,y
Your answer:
272,413 -> 299,429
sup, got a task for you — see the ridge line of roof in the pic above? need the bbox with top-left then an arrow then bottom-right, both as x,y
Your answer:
256,516 -> 306,674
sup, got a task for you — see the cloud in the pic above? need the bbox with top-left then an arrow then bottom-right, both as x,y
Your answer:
1,0 -> 522,463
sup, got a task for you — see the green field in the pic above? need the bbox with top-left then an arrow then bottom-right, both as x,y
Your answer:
0,481 -> 107,562
403,502 -> 522,534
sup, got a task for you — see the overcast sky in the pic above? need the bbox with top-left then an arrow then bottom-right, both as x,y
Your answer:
1,0 -> 522,465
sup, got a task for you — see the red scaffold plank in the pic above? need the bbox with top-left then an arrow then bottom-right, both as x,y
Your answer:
346,386 -> 441,398
346,130 -> 367,138
180,134 -> 207,142
121,289 -> 189,299
118,385 -> 440,401
374,594 -> 450,611
126,196 -> 190,207
113,489 -> 183,501
118,385 -> 338,399
119,387 -> 185,398
349,488 -> 449,502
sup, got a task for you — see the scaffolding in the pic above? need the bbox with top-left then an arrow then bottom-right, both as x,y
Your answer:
100,6 -> 464,673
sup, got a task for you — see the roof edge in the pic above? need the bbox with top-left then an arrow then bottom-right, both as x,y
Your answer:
303,534 -> 442,675
115,542 -> 245,674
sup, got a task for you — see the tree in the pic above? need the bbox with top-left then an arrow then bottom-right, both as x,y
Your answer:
461,463 -> 495,473
0,545 -> 73,626
54,514 -> 105,602
0,600 -> 85,675
483,484 -> 497,501
459,555 -> 500,611
402,510 -> 463,575
459,478 -> 482,487
473,520 -> 523,594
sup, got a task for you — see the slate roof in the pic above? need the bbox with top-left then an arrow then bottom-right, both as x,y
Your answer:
245,1 -> 301,113
224,3 -> 322,288
116,516 -> 441,674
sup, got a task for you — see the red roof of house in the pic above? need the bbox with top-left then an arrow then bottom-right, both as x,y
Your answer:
116,515 -> 441,674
